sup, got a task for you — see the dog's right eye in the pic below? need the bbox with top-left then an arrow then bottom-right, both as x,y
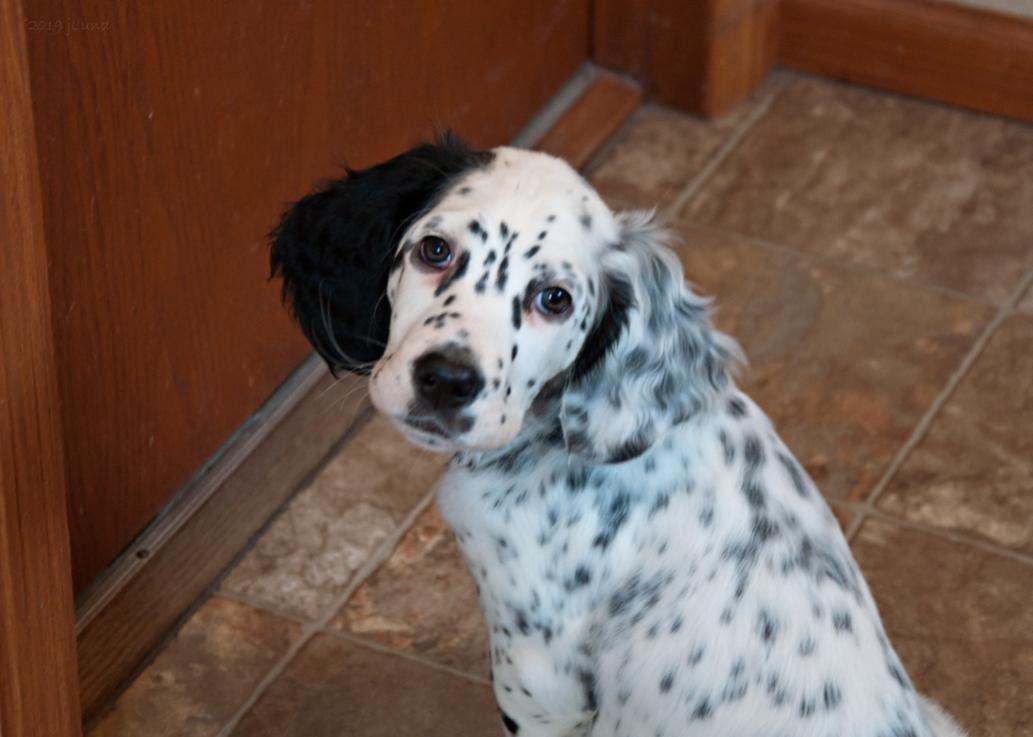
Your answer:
419,236 -> 453,268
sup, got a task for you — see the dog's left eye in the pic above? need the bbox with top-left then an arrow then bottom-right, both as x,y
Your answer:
419,236 -> 453,268
534,286 -> 572,316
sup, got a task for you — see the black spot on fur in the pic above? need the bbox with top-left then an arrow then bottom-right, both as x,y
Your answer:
523,245 -> 540,259
778,452 -> 810,498
512,296 -> 522,330
496,256 -> 510,291
727,397 -> 747,418
832,610 -> 852,634
468,219 -> 487,241
500,711 -> 519,734
659,671 -> 675,693
434,250 -> 470,296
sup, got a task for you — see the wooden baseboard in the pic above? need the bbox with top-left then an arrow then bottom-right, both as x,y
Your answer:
76,355 -> 372,723
779,0 -> 1033,123
75,65 -> 642,726
535,70 -> 642,169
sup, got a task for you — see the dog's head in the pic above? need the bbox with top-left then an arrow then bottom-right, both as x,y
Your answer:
272,135 -> 737,461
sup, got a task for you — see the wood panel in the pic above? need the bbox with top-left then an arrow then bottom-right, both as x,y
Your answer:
23,0 -> 590,592
593,0 -> 779,117
780,0 -> 1033,122
0,4 -> 82,736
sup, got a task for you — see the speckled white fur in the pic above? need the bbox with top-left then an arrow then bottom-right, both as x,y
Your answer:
368,148 -> 967,737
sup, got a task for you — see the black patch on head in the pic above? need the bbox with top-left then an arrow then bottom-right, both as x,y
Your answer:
270,132 -> 492,374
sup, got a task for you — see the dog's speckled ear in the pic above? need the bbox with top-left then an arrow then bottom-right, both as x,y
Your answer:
270,133 -> 493,374
560,211 -> 741,464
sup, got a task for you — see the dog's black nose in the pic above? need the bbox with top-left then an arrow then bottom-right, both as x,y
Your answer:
413,352 -> 484,410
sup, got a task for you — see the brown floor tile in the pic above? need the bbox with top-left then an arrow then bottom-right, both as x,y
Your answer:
229,634 -> 500,737
331,503 -> 489,678
852,519 -> 1033,737
89,597 -> 299,737
682,74 -> 1033,303
673,224 -> 993,500
878,315 -> 1033,553
221,414 -> 446,620
589,90 -> 771,208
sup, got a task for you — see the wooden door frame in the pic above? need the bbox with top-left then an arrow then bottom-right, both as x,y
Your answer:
593,0 -> 1033,123
0,3 -> 82,736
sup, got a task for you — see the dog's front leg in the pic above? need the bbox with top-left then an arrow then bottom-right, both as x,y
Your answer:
491,636 -> 596,737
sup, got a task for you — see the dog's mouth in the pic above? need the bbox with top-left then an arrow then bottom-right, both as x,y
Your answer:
403,415 -> 451,439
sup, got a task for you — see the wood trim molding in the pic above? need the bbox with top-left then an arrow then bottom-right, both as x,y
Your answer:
76,358 -> 371,723
779,0 -> 1033,123
593,0 -> 780,117
535,70 -> 642,169
75,64 -> 642,725
0,4 -> 82,736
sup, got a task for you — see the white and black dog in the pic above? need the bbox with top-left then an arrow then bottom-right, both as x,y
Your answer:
271,135 -> 967,737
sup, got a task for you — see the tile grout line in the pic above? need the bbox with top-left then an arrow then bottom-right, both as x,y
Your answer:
845,262 -> 1033,542
213,589 -> 311,626
214,487 -> 439,737
836,501 -> 1033,569
215,582 -> 494,685
324,630 -> 493,687
663,77 -> 786,218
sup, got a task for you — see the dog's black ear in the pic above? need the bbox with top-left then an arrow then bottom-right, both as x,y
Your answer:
560,212 -> 742,464
270,133 -> 493,374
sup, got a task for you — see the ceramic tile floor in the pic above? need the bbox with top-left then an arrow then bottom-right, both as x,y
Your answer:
89,72 -> 1033,737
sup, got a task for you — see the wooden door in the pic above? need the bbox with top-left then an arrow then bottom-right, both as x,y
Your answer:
22,0 -> 590,593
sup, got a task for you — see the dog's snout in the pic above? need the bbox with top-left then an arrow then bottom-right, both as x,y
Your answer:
413,352 -> 484,410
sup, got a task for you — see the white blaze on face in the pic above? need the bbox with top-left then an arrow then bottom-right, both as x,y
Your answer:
368,148 -> 620,452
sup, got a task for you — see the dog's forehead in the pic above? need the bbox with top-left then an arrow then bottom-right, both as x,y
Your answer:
434,147 -> 618,245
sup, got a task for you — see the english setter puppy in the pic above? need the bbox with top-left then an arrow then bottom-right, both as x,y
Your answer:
271,135 -> 967,737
